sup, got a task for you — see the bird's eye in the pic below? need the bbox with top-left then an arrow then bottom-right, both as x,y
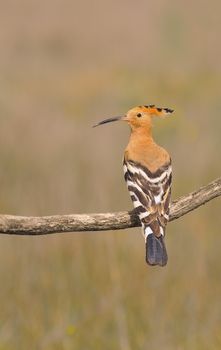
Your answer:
137,113 -> 142,118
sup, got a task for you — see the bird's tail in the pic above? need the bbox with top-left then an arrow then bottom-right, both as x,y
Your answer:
144,226 -> 168,266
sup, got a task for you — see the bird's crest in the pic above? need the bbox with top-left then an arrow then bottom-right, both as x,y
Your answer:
138,105 -> 174,116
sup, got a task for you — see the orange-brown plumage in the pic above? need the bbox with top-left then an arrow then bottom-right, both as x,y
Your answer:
124,105 -> 171,172
124,129 -> 170,173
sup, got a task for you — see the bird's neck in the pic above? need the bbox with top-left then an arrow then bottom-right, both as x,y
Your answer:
129,126 -> 154,144
125,126 -> 170,172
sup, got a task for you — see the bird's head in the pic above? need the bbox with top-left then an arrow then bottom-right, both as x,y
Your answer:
93,105 -> 174,130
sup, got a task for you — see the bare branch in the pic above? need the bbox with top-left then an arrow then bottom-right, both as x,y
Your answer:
0,177 -> 220,235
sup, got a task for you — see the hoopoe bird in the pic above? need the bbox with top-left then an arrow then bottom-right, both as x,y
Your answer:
94,105 -> 173,266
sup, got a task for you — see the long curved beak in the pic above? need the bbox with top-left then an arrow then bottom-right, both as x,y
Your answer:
93,116 -> 123,128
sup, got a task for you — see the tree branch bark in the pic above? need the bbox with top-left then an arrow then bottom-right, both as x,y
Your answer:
0,177 -> 220,235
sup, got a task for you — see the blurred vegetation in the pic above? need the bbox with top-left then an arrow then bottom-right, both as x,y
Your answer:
0,0 -> 221,349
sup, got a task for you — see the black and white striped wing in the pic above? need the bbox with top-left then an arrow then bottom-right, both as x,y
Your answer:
123,159 -> 172,239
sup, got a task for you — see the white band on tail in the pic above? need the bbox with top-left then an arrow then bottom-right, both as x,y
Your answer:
144,226 -> 153,241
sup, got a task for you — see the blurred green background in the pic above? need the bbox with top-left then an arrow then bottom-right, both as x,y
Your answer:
0,0 -> 221,349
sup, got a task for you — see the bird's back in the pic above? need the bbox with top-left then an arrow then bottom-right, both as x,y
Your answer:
123,134 -> 172,266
